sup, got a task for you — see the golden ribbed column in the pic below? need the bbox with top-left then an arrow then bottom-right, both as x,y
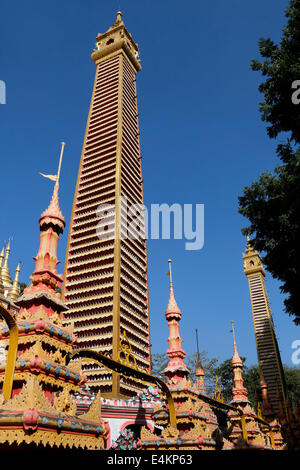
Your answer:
243,236 -> 287,416
63,12 -> 150,398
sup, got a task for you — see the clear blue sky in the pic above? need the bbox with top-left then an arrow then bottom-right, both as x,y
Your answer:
1,0 -> 299,369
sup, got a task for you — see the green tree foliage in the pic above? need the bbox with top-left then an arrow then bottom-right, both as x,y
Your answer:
238,0 -> 300,323
18,282 -> 27,295
284,365 -> 300,405
151,353 -> 169,379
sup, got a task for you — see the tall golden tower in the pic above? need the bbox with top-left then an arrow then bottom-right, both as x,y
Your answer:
243,236 -> 287,415
63,12 -> 150,398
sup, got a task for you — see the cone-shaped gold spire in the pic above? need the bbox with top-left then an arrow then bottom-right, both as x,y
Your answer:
1,240 -> 13,288
0,246 -> 4,296
0,246 -> 4,267
9,262 -> 21,302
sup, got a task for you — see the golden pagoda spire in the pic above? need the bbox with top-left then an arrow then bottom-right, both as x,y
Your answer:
9,262 -> 21,302
0,246 -> 4,267
1,240 -> 13,288
0,246 -> 4,296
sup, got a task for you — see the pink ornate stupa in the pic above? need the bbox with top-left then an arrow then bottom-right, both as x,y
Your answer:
0,143 -> 108,450
162,259 -> 189,384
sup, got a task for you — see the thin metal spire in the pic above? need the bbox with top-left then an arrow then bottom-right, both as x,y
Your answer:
168,259 -> 173,287
230,320 -> 236,348
195,328 -> 200,359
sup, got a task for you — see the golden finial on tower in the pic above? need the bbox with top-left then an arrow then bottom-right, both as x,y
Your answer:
116,10 -> 122,23
0,246 -> 4,296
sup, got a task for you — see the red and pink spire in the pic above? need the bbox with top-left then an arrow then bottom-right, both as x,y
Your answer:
162,259 -> 189,384
230,321 -> 249,405
16,143 -> 67,318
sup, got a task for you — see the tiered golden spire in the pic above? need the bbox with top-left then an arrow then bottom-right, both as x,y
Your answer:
1,240 -> 13,288
0,246 -> 4,295
0,241 -> 22,299
0,246 -> 4,267
9,262 -> 21,302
